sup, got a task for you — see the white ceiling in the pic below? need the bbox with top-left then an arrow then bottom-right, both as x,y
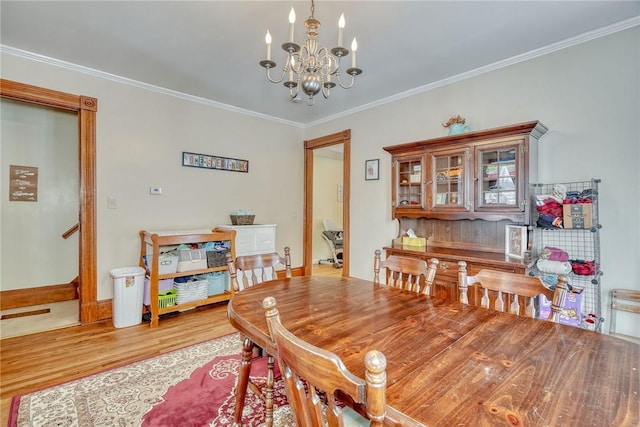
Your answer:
2,1 -> 639,127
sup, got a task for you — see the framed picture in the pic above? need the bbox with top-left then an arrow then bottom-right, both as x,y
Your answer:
182,151 -> 249,173
365,159 -> 379,181
505,225 -> 527,259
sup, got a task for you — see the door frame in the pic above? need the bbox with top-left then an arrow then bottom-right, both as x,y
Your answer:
303,130 -> 351,276
1,79 -> 98,324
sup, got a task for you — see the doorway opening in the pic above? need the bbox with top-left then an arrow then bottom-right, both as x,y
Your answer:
0,79 -> 98,325
303,130 -> 351,277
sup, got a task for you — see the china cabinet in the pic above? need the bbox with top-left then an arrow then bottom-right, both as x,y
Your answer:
383,121 -> 547,292
384,121 -> 546,222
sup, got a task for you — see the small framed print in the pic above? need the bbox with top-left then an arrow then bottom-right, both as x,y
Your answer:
365,159 -> 379,181
505,225 -> 527,259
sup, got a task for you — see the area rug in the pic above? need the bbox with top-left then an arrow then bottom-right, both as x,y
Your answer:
8,333 -> 295,426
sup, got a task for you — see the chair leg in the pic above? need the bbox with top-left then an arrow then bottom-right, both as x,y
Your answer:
264,355 -> 275,427
232,337 -> 254,427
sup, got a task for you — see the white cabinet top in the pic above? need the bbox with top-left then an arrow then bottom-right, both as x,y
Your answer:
217,224 -> 277,229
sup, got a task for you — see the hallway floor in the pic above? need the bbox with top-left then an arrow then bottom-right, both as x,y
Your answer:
0,300 -> 79,339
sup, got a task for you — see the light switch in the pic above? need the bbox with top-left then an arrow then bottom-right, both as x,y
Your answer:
150,187 -> 162,195
107,197 -> 117,209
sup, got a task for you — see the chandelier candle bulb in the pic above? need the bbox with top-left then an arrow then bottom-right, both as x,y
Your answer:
289,7 -> 296,42
338,13 -> 345,47
265,31 -> 272,61
351,38 -> 358,68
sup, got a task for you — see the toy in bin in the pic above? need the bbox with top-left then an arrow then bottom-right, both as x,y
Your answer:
230,210 -> 255,225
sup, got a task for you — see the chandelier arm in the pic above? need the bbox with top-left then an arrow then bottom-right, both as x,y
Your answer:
264,66 -> 288,84
322,84 -> 330,99
334,71 -> 356,89
288,82 -> 299,100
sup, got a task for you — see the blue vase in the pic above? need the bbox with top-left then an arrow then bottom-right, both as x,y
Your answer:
448,124 -> 471,135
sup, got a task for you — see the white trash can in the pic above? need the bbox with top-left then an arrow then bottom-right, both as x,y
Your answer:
110,266 -> 145,328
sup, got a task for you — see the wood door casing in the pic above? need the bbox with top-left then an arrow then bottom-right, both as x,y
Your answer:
303,130 -> 351,277
0,79 -> 98,324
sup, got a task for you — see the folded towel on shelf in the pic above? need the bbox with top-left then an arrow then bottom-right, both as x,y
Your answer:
536,259 -> 572,275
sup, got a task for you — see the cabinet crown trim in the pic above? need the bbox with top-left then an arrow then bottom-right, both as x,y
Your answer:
383,121 -> 547,154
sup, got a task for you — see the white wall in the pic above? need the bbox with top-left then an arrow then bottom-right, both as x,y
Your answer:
1,26 -> 638,336
1,53 -> 305,301
306,27 -> 640,337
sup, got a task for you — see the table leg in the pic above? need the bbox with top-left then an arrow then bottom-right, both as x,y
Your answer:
233,336 -> 254,426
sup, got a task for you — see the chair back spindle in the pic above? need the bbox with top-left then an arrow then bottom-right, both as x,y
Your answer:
374,250 -> 438,296
458,261 -> 570,322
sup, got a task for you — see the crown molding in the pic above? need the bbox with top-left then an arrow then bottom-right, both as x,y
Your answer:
2,16 -> 638,129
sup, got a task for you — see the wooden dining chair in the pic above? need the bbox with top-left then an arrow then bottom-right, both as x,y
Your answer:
373,249 -> 439,295
227,247 -> 291,427
457,261 -> 570,322
609,289 -> 640,344
263,296 -> 387,426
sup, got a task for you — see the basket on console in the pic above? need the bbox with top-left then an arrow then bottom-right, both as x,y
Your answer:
173,278 -> 208,304
207,249 -> 230,268
230,214 -> 255,225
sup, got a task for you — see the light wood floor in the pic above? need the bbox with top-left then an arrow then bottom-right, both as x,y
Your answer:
0,265 -> 342,425
313,262 -> 344,277
0,302 -> 234,425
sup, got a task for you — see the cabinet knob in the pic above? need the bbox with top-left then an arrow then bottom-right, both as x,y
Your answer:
440,262 -> 449,270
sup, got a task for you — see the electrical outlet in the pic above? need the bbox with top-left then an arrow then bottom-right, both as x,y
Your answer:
150,187 -> 162,195
107,197 -> 117,209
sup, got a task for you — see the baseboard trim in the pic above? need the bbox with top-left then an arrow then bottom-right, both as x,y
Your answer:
0,282 -> 78,310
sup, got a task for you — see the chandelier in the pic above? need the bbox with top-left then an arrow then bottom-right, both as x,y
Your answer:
259,0 -> 362,105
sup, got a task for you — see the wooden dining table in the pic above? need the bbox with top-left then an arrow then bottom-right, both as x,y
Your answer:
227,276 -> 640,426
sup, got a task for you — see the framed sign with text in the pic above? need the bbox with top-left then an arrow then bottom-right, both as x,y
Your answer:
182,151 -> 249,173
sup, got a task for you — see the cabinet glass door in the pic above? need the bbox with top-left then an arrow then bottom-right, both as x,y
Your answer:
478,145 -> 519,208
395,157 -> 424,209
431,150 -> 467,209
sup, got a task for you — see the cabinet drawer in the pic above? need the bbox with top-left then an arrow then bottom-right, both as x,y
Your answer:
255,230 -> 275,253
234,233 -> 255,254
219,224 -> 277,256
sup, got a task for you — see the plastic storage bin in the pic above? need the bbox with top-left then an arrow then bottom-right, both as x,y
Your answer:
110,266 -> 145,328
143,277 -> 174,306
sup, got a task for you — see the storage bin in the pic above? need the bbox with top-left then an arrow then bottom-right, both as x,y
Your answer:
143,277 -> 174,306
207,249 -> 229,268
197,271 -> 229,295
176,248 -> 208,272
143,252 -> 178,275
158,289 -> 178,308
173,277 -> 209,304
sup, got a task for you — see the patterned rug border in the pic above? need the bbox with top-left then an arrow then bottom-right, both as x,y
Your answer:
7,332 -> 241,427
